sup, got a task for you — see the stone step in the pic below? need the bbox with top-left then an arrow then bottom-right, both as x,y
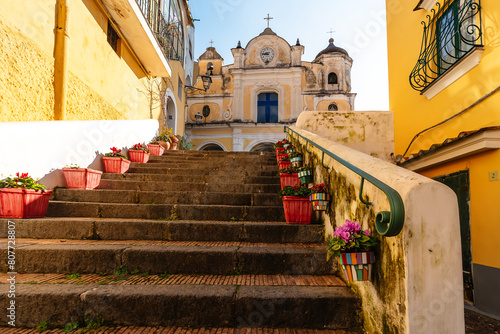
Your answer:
158,151 -> 276,158
0,327 -> 361,334
52,189 -> 283,206
97,180 -> 281,193
148,156 -> 279,164
0,239 -> 334,275
126,166 -> 279,175
0,284 -> 361,329
46,201 -> 285,221
0,219 -> 322,243
101,172 -> 280,183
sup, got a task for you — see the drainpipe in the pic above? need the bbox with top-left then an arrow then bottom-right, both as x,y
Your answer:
53,0 -> 70,120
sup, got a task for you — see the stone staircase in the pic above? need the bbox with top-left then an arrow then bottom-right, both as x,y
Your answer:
0,150 -> 361,332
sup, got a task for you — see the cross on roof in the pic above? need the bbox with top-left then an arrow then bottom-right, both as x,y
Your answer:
264,14 -> 273,28
209,39 -> 214,47
327,28 -> 335,38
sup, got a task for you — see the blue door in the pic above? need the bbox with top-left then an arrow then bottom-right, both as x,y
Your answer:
257,93 -> 278,123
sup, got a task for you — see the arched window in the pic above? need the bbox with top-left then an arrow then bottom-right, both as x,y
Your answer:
328,103 -> 338,111
207,62 -> 213,75
250,143 -> 275,152
328,72 -> 338,85
201,143 -> 224,151
257,93 -> 278,123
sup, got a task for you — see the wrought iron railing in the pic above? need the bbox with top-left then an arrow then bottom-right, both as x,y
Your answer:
284,126 -> 405,237
409,0 -> 482,92
135,0 -> 184,62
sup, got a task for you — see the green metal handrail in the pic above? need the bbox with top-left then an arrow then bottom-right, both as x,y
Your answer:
285,126 -> 405,237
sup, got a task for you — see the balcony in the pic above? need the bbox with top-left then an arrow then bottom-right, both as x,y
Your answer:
409,0 -> 483,98
100,0 -> 175,77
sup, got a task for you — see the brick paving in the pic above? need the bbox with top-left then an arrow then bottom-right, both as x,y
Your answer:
0,327 -> 360,334
0,273 -> 345,286
0,238 -> 321,248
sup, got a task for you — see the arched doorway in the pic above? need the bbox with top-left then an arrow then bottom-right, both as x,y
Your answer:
250,142 -> 275,152
200,143 -> 225,151
166,97 -> 176,132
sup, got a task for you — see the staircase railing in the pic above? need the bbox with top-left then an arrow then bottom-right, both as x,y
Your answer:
284,126 -> 405,237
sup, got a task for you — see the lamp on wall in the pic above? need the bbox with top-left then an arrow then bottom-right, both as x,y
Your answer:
186,65 -> 213,93
195,112 -> 203,124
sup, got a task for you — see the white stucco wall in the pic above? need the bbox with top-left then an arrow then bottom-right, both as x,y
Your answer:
0,120 -> 158,188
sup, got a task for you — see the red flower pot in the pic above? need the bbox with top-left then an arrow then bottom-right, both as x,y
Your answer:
129,150 -> 150,163
147,144 -> 165,156
62,168 -> 102,190
275,147 -> 285,155
0,188 -> 52,218
282,196 -> 312,224
280,173 -> 300,190
102,157 -> 131,173
278,160 -> 291,170
277,153 -> 288,163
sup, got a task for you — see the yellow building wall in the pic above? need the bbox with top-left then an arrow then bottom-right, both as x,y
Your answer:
283,85 -> 291,119
166,60 -> 186,136
316,100 -> 351,111
189,103 -> 221,122
386,0 -> 500,156
244,86 -> 252,120
191,138 -> 232,151
418,150 -> 500,269
0,0 -> 160,122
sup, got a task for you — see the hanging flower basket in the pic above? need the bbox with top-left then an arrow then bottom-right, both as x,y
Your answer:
282,196 -> 313,224
298,170 -> 313,184
62,168 -> 102,190
339,252 -> 375,282
310,192 -> 330,211
129,150 -> 150,163
278,160 -> 291,170
290,156 -> 303,168
283,143 -> 290,149
279,173 -> 300,190
102,157 -> 131,173
0,188 -> 52,219
147,144 -> 165,156
286,147 -> 296,155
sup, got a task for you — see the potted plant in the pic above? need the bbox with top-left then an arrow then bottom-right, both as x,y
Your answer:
278,165 -> 300,190
279,184 -> 313,224
128,143 -> 150,163
289,152 -> 303,168
169,134 -> 180,150
278,156 -> 291,170
298,166 -> 313,184
310,183 -> 330,211
62,164 -> 102,190
274,139 -> 288,154
156,127 -> 172,150
327,219 -> 379,282
0,173 -> 52,218
147,140 -> 165,156
286,145 -> 296,155
102,147 -> 131,174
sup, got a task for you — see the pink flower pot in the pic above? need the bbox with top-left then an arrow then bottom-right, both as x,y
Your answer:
0,188 -> 52,218
129,150 -> 150,163
279,173 -> 300,190
62,168 -> 102,189
339,252 -> 375,281
102,157 -> 131,173
147,144 -> 165,156
282,196 -> 312,224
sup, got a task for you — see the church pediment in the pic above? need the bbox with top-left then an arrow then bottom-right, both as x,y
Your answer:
243,28 -> 292,68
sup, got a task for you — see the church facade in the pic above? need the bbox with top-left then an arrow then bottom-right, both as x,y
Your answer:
185,27 -> 356,152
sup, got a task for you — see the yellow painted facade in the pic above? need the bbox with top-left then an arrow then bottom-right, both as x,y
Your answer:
1,0 -> 193,136
386,0 -> 500,315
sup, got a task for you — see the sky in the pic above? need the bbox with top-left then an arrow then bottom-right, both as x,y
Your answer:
188,0 -> 390,111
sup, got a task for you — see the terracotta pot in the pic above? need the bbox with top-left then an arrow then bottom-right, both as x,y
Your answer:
339,252 -> 375,282
310,192 -> 330,211
159,140 -> 171,150
278,160 -> 291,170
0,188 -> 52,219
282,196 -> 312,224
62,168 -> 102,189
170,141 -> 179,150
102,157 -> 131,173
147,144 -> 165,156
279,173 -> 300,190
129,150 -> 150,163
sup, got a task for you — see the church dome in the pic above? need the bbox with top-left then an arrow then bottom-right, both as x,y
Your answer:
315,38 -> 349,60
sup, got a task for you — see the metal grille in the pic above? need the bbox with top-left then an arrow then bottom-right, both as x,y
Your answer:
409,0 -> 482,92
134,0 -> 184,62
